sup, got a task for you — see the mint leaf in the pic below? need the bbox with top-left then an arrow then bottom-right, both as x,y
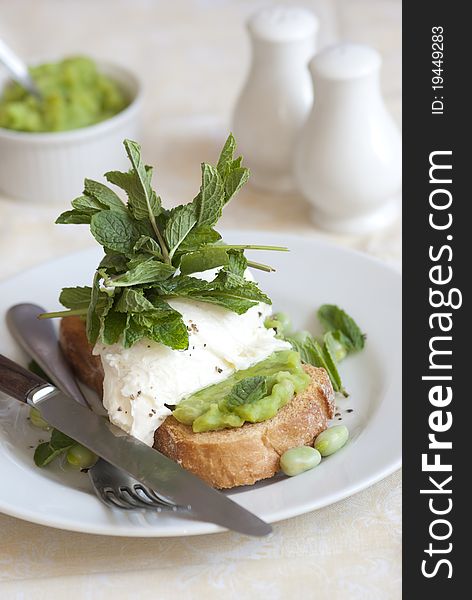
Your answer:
130,309 -> 188,350
179,246 -> 229,275
287,334 -> 346,396
102,309 -> 127,345
56,196 -> 103,225
145,313 -> 188,350
34,443 -> 64,467
318,305 -> 365,352
106,140 -> 161,221
104,259 -> 175,287
71,195 -> 105,215
194,164 -> 225,227
34,429 -> 76,467
214,133 -> 249,202
224,167 -> 249,203
180,294 -> 256,314
324,330 -> 348,363
50,429 -> 76,450
151,274 -> 210,297
56,210 -> 92,225
230,156 -> 243,169
123,315 -> 146,348
320,339 -> 346,396
226,250 -> 247,277
178,225 -> 221,253
59,287 -> 92,310
216,133 -> 237,177
86,272 -> 111,344
115,288 -> 155,313
99,252 -> 128,273
131,301 -> 180,324
179,247 -> 247,276
226,376 -> 268,408
164,203 -> 197,258
154,267 -> 269,313
133,235 -> 163,258
90,210 -> 140,254
157,267 -> 269,310
83,179 -> 127,212
105,140 -> 170,262
56,180 -> 126,225
213,271 -> 271,305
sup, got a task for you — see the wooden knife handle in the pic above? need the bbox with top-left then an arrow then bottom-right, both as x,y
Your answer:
0,354 -> 47,403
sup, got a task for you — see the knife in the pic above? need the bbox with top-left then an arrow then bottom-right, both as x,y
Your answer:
0,353 -> 272,536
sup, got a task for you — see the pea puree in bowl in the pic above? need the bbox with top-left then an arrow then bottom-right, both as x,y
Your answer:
0,57 -> 141,204
0,56 -> 128,133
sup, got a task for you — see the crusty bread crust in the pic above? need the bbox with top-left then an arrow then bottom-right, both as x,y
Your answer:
59,316 -> 335,488
154,364 -> 335,488
59,316 -> 104,395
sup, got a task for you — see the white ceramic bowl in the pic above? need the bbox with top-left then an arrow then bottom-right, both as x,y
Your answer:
0,61 -> 142,205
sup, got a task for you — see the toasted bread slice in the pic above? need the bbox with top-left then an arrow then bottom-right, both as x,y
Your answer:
59,316 -> 104,395
59,316 -> 335,488
154,365 -> 335,488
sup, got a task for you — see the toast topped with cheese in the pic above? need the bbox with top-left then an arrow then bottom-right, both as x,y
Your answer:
59,316 -> 335,488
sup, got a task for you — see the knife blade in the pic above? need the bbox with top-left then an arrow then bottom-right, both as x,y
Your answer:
0,353 -> 272,536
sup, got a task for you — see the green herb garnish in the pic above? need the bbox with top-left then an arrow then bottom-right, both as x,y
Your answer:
226,376 -> 268,408
40,134 -> 287,350
317,305 -> 366,353
27,343 -> 97,469
33,429 -> 96,469
266,305 -> 366,396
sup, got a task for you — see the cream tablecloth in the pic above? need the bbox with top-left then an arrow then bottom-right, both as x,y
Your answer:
0,1 -> 401,598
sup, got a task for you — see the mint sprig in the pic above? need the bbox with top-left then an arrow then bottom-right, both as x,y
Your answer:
226,376 -> 268,408
267,305 -> 366,397
40,134 -> 287,350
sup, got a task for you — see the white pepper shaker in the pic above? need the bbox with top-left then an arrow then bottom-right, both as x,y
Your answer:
232,6 -> 318,193
294,43 -> 401,234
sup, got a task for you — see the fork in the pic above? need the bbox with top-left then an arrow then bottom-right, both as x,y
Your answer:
7,303 -> 185,513
88,457 -> 188,512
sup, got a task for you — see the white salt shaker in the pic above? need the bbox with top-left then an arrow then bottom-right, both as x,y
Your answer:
232,6 -> 318,193
294,43 -> 401,233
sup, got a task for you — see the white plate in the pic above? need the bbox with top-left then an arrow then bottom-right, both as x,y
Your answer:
0,232 -> 401,537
